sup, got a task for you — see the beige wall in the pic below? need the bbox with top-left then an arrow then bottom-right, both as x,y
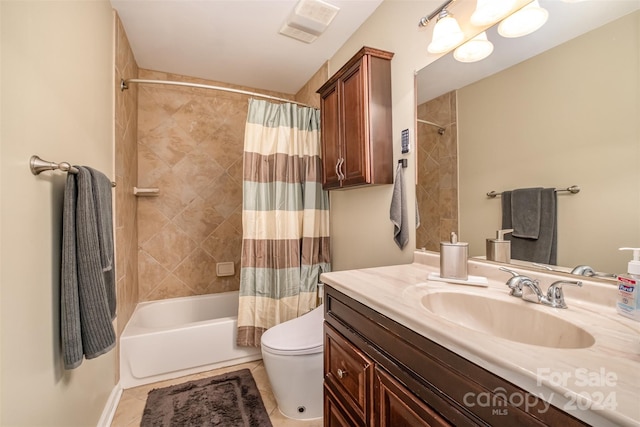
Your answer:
458,12 -> 640,274
0,1 -> 117,425
136,69 -> 295,301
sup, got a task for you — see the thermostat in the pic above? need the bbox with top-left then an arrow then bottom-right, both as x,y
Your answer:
401,129 -> 410,154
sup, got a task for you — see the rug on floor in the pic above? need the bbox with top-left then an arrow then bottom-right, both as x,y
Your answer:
140,368 -> 273,427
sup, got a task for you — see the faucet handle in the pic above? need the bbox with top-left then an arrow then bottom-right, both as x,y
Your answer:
499,267 -> 530,297
546,280 -> 582,309
499,266 -> 519,276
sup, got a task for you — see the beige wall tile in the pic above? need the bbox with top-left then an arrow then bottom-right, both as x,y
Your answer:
416,91 -> 459,251
136,69 -> 295,301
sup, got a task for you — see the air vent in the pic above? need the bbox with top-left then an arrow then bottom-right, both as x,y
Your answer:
278,0 -> 339,44
279,23 -> 319,44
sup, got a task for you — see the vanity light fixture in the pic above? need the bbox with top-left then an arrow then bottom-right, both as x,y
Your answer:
470,0 -> 516,26
453,31 -> 494,63
418,0 -> 465,54
427,9 -> 465,54
498,0 -> 549,38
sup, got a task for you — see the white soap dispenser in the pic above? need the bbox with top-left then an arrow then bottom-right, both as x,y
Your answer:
617,247 -> 640,322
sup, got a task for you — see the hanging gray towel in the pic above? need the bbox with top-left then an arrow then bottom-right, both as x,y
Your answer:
61,166 -> 116,369
390,163 -> 408,249
511,187 -> 542,238
88,167 -> 116,319
502,188 -> 557,265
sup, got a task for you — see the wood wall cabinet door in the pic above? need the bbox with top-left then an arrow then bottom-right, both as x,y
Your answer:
375,367 -> 451,427
325,384 -> 365,427
324,324 -> 373,425
318,47 -> 394,190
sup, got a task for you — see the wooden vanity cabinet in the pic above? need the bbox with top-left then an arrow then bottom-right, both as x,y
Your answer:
317,47 -> 394,190
323,285 -> 591,427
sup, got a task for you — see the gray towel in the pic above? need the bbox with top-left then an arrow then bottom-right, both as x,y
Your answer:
390,163 -> 408,249
511,187 -> 542,238
88,167 -> 116,319
502,188 -> 557,265
61,166 -> 116,369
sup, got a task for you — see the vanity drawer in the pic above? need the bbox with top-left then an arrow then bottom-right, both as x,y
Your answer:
324,323 -> 373,423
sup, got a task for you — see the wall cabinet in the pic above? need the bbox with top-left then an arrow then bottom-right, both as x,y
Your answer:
323,285 -> 590,427
317,47 -> 394,190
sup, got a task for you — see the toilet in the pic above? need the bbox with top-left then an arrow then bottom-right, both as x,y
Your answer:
261,304 -> 324,420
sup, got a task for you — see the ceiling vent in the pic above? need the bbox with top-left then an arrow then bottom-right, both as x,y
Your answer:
279,0 -> 340,44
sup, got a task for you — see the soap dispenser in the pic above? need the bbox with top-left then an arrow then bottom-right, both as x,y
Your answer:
486,229 -> 514,263
440,232 -> 469,280
617,247 -> 640,322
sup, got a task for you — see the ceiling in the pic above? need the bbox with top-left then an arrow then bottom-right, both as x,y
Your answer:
110,0 -> 384,95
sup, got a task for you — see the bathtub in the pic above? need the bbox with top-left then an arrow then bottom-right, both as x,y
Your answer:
119,291 -> 261,389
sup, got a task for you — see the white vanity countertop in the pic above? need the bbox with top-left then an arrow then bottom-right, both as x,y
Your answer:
319,251 -> 640,427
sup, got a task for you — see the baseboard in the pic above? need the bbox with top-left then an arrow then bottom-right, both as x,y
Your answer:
97,383 -> 123,427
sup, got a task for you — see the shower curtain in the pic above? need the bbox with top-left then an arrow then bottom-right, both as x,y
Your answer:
237,98 -> 330,347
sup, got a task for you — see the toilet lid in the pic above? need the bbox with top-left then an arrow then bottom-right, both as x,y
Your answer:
261,304 -> 324,356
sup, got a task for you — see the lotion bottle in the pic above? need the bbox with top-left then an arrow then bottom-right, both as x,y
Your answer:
617,247 -> 640,322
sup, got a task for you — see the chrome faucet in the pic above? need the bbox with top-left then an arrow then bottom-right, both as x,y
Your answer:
571,265 -> 617,280
521,279 -> 549,305
571,265 -> 595,276
500,267 -> 582,309
546,280 -> 583,309
499,267 -> 537,298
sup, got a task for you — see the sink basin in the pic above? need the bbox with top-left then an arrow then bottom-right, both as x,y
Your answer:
421,291 -> 595,349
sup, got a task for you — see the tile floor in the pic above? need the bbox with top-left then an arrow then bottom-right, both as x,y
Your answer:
110,360 -> 323,427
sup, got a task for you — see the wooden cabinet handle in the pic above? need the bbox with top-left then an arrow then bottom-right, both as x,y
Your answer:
337,368 -> 347,379
337,157 -> 345,181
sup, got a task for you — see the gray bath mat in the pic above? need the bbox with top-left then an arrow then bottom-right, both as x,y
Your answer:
140,368 -> 273,427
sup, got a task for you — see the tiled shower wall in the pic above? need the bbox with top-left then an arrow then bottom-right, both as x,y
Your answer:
114,11 -> 139,339
136,69 -> 300,301
416,91 -> 458,251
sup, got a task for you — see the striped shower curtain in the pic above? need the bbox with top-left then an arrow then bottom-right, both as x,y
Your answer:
237,99 -> 330,347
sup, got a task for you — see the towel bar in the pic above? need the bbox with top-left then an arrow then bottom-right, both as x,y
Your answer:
30,155 -> 116,187
487,185 -> 580,198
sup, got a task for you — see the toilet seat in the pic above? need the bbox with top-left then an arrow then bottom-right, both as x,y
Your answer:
261,305 -> 324,356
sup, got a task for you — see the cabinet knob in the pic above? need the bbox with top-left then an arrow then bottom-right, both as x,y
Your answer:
337,368 -> 347,379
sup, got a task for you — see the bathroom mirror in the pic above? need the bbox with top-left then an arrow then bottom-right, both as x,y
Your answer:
415,1 -> 640,277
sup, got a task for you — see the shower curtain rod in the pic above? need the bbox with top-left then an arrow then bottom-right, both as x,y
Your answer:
417,118 -> 446,135
120,79 -> 313,108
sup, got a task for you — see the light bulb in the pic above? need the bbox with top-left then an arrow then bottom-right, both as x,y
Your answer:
470,0 -> 516,26
454,32 -> 494,63
498,0 -> 549,38
427,11 -> 464,54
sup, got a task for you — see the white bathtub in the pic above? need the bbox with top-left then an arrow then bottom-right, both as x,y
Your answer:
119,291 -> 261,389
